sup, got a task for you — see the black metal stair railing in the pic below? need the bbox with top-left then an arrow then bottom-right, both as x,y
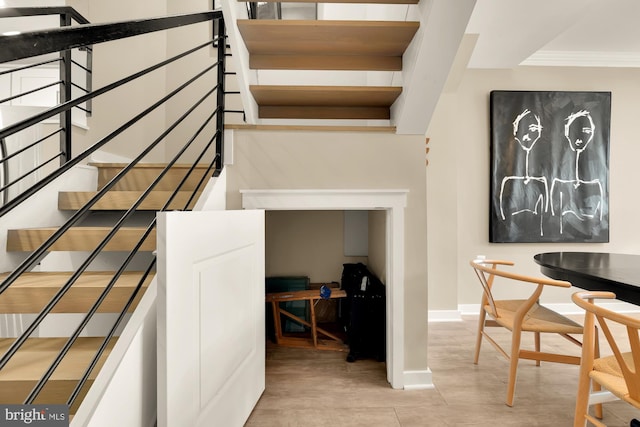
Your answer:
0,8 -> 237,409
0,6 -> 93,197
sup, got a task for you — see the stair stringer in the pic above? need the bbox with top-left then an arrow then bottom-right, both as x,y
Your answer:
391,0 -> 476,135
193,167 -> 227,211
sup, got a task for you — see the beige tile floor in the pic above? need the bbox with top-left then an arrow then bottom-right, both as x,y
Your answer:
246,315 -> 640,427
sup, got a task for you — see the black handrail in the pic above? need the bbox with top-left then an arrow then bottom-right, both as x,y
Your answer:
0,7 -> 229,408
0,12 -> 219,63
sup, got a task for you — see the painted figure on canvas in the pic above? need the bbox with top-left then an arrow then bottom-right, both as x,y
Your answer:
499,108 -> 549,236
550,110 -> 604,234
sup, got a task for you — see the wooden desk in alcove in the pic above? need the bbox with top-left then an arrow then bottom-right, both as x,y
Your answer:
265,288 -> 348,351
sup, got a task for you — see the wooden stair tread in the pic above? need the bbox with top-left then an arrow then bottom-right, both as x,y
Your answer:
238,19 -> 419,71
88,163 -> 211,191
0,337 -> 114,410
6,227 -> 156,252
58,190 -> 200,211
0,272 -> 152,313
249,85 -> 401,119
0,337 -> 115,382
0,271 -> 150,289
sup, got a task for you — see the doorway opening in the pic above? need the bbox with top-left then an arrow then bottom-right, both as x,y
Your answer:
264,210 -> 384,358
241,189 -> 407,389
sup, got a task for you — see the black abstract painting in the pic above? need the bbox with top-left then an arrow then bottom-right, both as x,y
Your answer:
490,90 -> 610,243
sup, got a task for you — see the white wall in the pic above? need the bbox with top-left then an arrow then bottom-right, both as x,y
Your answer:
426,66 -> 640,313
265,210 -> 368,283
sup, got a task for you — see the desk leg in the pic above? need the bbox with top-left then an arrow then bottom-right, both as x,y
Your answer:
310,299 -> 318,348
271,301 -> 283,344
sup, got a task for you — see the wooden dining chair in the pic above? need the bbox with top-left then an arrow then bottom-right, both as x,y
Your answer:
470,258 -> 585,406
572,291 -> 640,427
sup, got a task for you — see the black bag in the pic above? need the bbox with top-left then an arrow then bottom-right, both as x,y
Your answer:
340,263 -> 386,363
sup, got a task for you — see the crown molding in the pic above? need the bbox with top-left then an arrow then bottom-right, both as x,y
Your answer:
521,50 -> 640,68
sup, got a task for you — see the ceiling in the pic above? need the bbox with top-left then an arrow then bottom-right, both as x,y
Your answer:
465,0 -> 640,68
3,0 -> 640,70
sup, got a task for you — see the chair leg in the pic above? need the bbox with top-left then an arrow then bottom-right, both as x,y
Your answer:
506,328 -> 522,406
474,308 -> 486,364
574,318 -> 597,427
535,331 -> 541,367
573,377 -> 591,427
593,329 -> 603,419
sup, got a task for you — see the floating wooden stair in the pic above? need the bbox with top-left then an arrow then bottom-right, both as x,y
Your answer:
0,272 -> 151,313
237,20 -> 419,71
6,226 -> 155,252
56,163 -> 208,211
0,337 -> 115,411
58,190 -> 199,211
236,13 -> 419,121
250,85 -> 402,120
92,162 -> 210,191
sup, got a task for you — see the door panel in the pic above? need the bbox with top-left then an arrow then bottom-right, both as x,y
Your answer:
157,210 -> 265,427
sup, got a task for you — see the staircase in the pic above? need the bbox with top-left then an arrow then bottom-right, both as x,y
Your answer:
233,0 -> 420,124
226,0 -> 477,134
1,163 -> 205,416
0,2 -> 478,422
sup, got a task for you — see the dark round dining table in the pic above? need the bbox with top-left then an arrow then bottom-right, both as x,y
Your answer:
534,252 -> 640,305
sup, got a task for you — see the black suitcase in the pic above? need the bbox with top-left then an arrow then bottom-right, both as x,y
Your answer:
340,263 -> 386,362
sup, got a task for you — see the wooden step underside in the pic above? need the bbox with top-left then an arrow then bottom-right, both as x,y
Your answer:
6,227 -> 156,252
0,337 -> 115,410
0,272 -> 152,313
249,85 -> 402,119
237,20 -> 419,70
91,163 -> 211,192
58,190 -> 200,211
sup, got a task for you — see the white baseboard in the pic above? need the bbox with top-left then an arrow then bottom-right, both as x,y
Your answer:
427,310 -> 462,322
403,369 -> 434,390
430,301 -> 640,322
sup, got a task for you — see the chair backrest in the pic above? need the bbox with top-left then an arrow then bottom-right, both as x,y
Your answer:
470,258 -> 572,318
572,291 -> 640,406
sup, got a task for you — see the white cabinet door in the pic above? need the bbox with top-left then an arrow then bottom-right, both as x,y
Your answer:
157,210 -> 265,427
